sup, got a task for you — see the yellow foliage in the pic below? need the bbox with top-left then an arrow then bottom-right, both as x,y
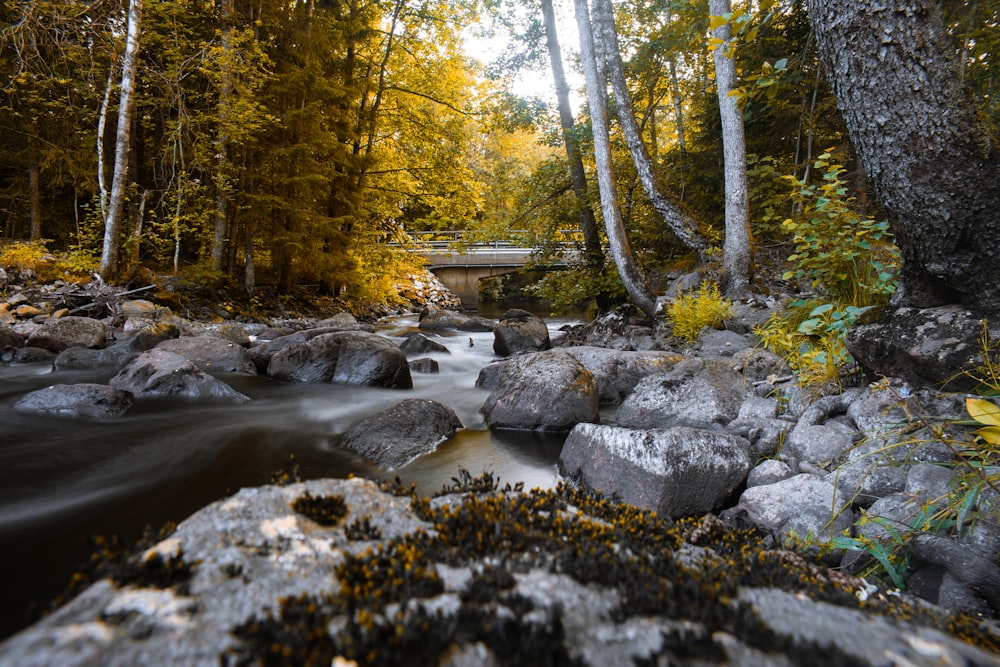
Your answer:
666,282 -> 733,343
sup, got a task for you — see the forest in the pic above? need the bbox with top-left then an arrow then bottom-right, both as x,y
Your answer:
1,0 -> 998,317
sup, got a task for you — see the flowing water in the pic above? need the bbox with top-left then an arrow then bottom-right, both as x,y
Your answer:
0,312 -> 578,638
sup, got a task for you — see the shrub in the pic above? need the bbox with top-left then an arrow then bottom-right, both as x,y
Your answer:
666,282 -> 733,343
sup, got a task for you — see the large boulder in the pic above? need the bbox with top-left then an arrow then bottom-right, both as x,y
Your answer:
109,349 -> 250,402
615,358 -> 746,430
268,331 -> 412,389
398,332 -> 450,357
340,399 -> 463,469
25,316 -> 107,352
13,383 -> 134,420
723,474 -> 855,545
155,336 -> 257,374
562,346 -> 684,403
846,305 -> 1000,390
418,310 -> 496,332
479,349 -> 599,431
560,423 -> 751,517
492,309 -> 550,356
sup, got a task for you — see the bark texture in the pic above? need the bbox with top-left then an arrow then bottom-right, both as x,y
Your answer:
575,0 -> 657,315
710,0 -> 752,298
592,0 -> 708,257
808,0 -> 1000,312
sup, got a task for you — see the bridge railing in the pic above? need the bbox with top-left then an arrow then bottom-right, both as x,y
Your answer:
390,229 -> 582,252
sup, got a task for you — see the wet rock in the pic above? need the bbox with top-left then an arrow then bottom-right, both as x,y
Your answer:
55,325 -> 181,370
268,331 -> 412,389
561,346 -> 684,403
479,349 -> 599,431
615,359 -> 746,430
110,349 -> 250,402
13,346 -> 57,363
0,325 -> 23,352
340,399 -> 463,469
13,383 -> 134,420
398,332 -> 450,356
724,474 -> 855,544
560,423 -> 751,517
408,357 -> 439,374
846,305 -> 1000,390
154,336 -> 256,374
492,309 -> 551,356
418,310 -> 496,332
25,315 -> 107,352
315,312 -> 374,332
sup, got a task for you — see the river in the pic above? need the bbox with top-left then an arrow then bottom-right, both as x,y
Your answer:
0,311 -> 578,639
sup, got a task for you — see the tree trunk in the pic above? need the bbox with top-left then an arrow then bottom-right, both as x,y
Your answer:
27,134 -> 41,240
807,0 -> 1000,312
540,0 -> 604,272
709,0 -> 752,298
574,0 -> 657,316
591,0 -> 709,258
99,0 -> 142,282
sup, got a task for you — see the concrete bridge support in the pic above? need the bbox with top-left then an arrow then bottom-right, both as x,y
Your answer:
428,265 -> 521,308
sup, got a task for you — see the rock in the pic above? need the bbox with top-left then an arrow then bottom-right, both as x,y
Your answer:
562,306 -> 657,350
746,459 -> 794,488
155,336 -> 256,374
910,534 -> 1000,613
13,383 -> 134,420
409,357 -> 439,374
249,328 -> 331,373
16,304 -> 44,318
268,331 -> 412,389
905,464 -> 955,504
492,309 -> 551,356
783,424 -> 854,469
418,310 -> 496,332
561,346 -> 684,403
205,323 -> 252,346
846,305 -> 1000,390
0,325 -> 24,352
695,329 -> 751,356
13,346 -> 57,363
479,349 -> 599,431
398,332 -> 450,356
340,399 -> 463,469
25,316 -> 107,352
121,299 -> 157,319
560,423 -> 751,517
315,312 -> 374,332
724,474 -> 855,544
109,349 -> 250,402
55,325 -> 181,370
615,359 -> 746,430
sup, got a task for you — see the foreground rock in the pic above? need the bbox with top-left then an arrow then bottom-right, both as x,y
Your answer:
267,331 -> 412,388
560,423 -> 752,517
340,399 -> 463,469
1,478 -> 996,667
109,349 -> 250,402
478,349 -> 599,431
13,383 -> 134,420
492,309 -> 551,356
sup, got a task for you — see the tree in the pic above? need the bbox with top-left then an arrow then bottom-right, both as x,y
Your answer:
575,0 -> 657,315
99,0 -> 142,281
708,0 -> 751,298
807,0 -> 1000,312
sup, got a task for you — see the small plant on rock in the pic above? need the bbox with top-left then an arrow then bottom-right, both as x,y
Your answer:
666,281 -> 733,343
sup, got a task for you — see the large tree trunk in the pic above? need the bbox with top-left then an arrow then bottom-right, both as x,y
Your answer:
807,0 -> 1000,312
574,0 -> 657,316
99,0 -> 142,282
709,0 -> 752,298
540,0 -> 604,272
591,0 -> 709,258
210,0 -> 235,274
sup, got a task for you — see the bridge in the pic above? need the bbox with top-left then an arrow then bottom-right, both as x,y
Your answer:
396,231 -> 573,307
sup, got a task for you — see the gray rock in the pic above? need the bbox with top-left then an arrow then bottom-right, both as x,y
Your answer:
398,332 -> 450,356
905,464 -> 955,504
615,359 -> 746,430
249,328 -> 335,373
121,299 -> 157,319
315,312 -> 374,332
418,310 -> 496,332
480,349 -> 599,431
492,309 -> 551,356
0,324 -> 24,352
560,423 -> 751,517
784,424 -> 854,468
726,416 -> 793,461
155,336 -> 256,374
746,459 -> 794,488
110,349 -> 250,402
56,325 -> 181,370
737,395 -> 780,421
13,383 -> 134,420
340,399 -> 463,469
408,357 -> 440,374
857,494 -> 924,545
696,328 -> 752,356
846,305 -> 1000,391
724,473 -> 855,544
13,346 -> 57,363
267,331 -> 412,389
910,534 -> 1000,613
731,346 -> 792,385
25,315 -> 107,352
561,346 -> 684,403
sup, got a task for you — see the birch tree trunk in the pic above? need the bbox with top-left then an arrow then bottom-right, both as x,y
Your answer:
591,0 -> 708,258
709,0 -> 752,298
540,0 -> 604,272
807,0 -> 1000,312
574,0 -> 657,315
99,0 -> 142,282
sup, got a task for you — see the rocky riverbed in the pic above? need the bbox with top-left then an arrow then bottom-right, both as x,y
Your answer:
1,273 -> 999,665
